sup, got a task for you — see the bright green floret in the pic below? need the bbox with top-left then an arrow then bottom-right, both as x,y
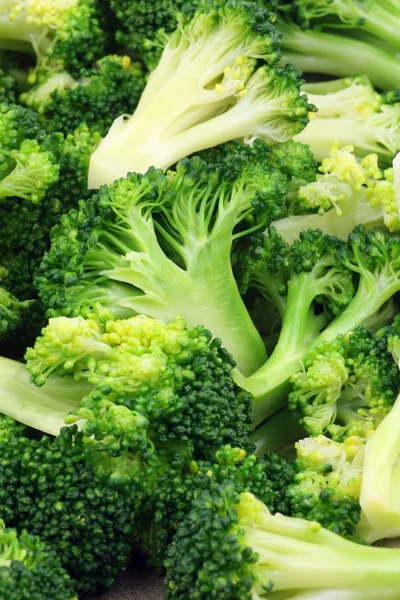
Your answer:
273,144 -> 400,245
289,325 -> 400,441
285,434 -> 364,539
233,227 -> 355,424
36,156 -> 277,375
165,483 -> 400,600
0,0 -> 107,82
88,0 -> 313,185
0,270 -> 33,342
0,519 -> 76,600
25,312 -> 253,455
21,55 -> 146,136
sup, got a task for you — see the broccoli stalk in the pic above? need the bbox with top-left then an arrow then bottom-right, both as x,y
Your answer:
287,0 -> 400,52
360,393 -> 400,539
165,484 -> 400,600
88,0 -> 312,186
279,22 -> 400,91
0,356 -> 90,434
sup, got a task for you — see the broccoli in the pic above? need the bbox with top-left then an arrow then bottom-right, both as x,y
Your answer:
0,0 -> 107,82
233,227 -> 355,424
284,434 -> 364,539
287,0 -> 400,53
0,519 -> 76,600
25,313 -> 254,455
21,55 -> 146,136
109,0 -> 198,54
277,13 -> 400,91
234,225 -> 400,424
295,89 -> 400,167
0,269 -> 34,342
272,144 -> 400,245
289,325 -> 400,441
36,156 -> 279,375
0,66 -> 16,102
136,444 -> 292,568
164,483 -> 400,600
88,0 -> 312,185
0,421 -> 140,594
0,355 -> 92,434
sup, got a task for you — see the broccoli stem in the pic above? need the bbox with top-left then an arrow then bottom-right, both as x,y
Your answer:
245,524 -> 400,591
279,26 -> 400,90
235,274 -> 319,426
360,394 -> 400,532
295,117 -> 395,166
251,408 -> 306,457
0,356 -> 91,435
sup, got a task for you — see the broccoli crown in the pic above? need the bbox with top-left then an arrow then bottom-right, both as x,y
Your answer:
110,0 -> 199,52
0,0 -> 107,82
378,312 -> 400,367
37,156 -> 274,375
0,423 -> 139,594
236,226 -> 354,318
88,0 -> 314,184
0,521 -> 76,600
26,313 -> 253,456
22,55 -> 145,137
289,324 -> 400,441
165,482 -> 397,600
137,445 -> 287,568
284,435 -> 365,539
267,138 -> 317,183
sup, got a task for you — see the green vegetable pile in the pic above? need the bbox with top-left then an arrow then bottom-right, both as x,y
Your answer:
2,0 -> 400,598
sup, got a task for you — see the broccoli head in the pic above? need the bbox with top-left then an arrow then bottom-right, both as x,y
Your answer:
25,313 -> 253,456
165,483 -> 400,600
88,0 -> 313,185
0,0 -> 107,82
21,55 -> 146,137
273,144 -> 400,245
0,520 -> 76,600
289,326 -> 400,441
37,156 -> 276,375
0,422 -> 140,594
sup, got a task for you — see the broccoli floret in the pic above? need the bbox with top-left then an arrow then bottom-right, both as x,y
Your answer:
36,156 -> 276,376
285,434 -> 364,539
295,82 -> 400,167
109,0 -> 198,53
267,138 -> 317,184
289,326 -> 400,440
165,483 -> 400,600
0,355 -> 92,434
21,55 -> 146,136
137,445 -> 288,568
277,12 -> 400,91
0,422 -> 140,594
88,0 -> 313,185
233,227 -> 355,425
234,225 -> 400,425
25,313 -> 253,455
0,0 -> 107,82
0,519 -> 76,600
273,144 -> 400,245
